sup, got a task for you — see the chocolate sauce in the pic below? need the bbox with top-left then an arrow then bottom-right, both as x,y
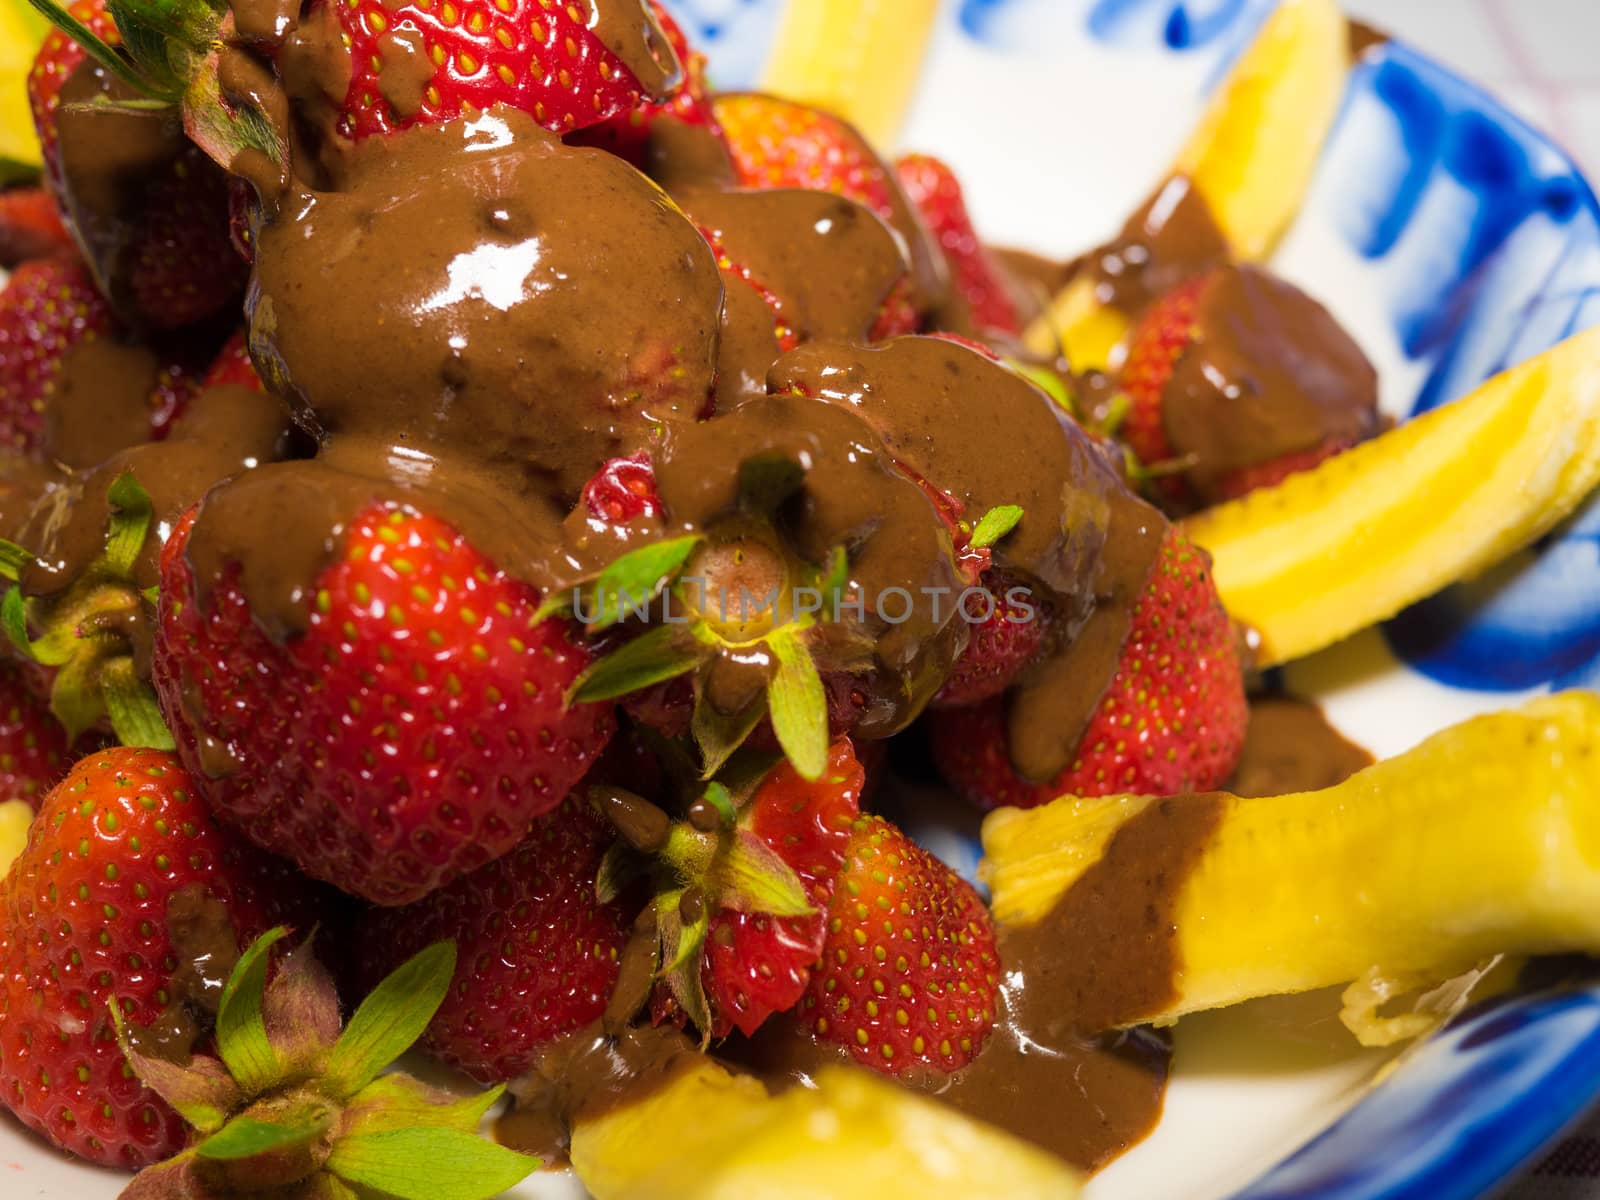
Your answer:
42,336 -> 163,470
249,109 -> 722,498
1085,175 -> 1230,320
585,0 -> 684,100
52,63 -> 245,332
123,884 -> 242,1064
22,383 -> 290,598
1159,265 -> 1379,501
1349,20 -> 1390,61
1229,695 -> 1373,797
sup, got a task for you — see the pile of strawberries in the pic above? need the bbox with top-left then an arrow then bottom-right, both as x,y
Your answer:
0,0 -> 1266,1187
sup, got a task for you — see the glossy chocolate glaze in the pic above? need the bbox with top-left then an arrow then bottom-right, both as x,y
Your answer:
43,337 -> 163,470
1230,695 -> 1373,797
22,383 -> 290,598
1086,175 -> 1230,320
1349,20 -> 1390,61
1160,265 -> 1379,500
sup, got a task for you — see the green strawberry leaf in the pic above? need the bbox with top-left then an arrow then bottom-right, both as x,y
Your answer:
216,927 -> 289,1097
691,689 -> 766,781
595,840 -> 644,906
705,829 -> 813,918
0,539 -> 34,584
324,941 -> 455,1099
586,534 -> 702,632
108,1003 -> 240,1133
699,782 -> 736,828
816,544 -> 850,612
765,628 -> 828,781
326,1127 -> 540,1200
100,656 -> 176,751
260,933 -> 343,1078
341,1077 -> 504,1139
1,588 -> 40,665
654,889 -> 711,1038
566,623 -> 707,705
22,0 -> 170,97
1009,360 -> 1074,413
196,1111 -> 331,1162
102,472 -> 155,579
969,505 -> 1025,550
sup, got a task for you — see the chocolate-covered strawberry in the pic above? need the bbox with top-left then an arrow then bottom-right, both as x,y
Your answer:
932,527 -> 1248,808
1120,264 -> 1380,508
152,485 -> 617,905
26,0 -> 245,332
0,187 -> 72,267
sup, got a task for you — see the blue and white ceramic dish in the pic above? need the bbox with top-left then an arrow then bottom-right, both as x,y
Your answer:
7,2 -> 1599,1198
668,2 -> 1600,1199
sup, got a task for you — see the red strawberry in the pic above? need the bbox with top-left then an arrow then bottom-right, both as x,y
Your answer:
27,0 -> 246,333
146,331 -> 264,442
933,573 -> 1050,709
309,0 -> 682,142
712,92 -> 935,332
0,746 -> 313,1168
0,255 -> 116,456
354,795 -> 635,1083
0,663 -> 72,808
153,500 -> 617,905
582,452 -> 662,524
572,2 -> 722,166
697,740 -> 865,1038
795,813 -> 999,1076
931,527 -> 1247,809
1119,265 -> 1378,506
896,154 -> 1024,337
0,188 -> 73,267
200,328 -> 264,393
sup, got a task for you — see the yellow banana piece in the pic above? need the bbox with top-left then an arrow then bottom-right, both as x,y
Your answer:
758,0 -> 940,149
1025,0 -> 1348,366
984,692 -> 1600,1038
0,798 -> 32,876
1184,324 -> 1600,668
572,1058 -> 1080,1200
0,0 -> 46,176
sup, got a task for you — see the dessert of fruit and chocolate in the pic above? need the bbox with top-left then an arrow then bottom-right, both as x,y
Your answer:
2,1 -> 1600,1197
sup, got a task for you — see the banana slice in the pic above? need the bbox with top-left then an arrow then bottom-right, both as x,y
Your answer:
1025,0 -> 1349,366
571,1057 -> 1080,1200
758,0 -> 940,148
0,0 -> 44,177
0,798 -> 32,876
984,692 -> 1600,1038
1184,324 -> 1600,668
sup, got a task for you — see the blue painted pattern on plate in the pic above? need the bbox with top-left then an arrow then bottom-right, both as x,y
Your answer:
1234,981 -> 1600,1200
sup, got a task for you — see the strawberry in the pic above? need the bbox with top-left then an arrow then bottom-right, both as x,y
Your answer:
933,573 -> 1050,709
153,500 -> 617,905
0,254 -> 116,456
582,451 -> 662,525
0,188 -> 73,268
26,0 -> 246,333
794,813 -> 999,1076
304,0 -> 682,142
353,795 -> 635,1083
0,747 -> 313,1168
0,662 -> 73,808
694,740 -> 865,1038
712,92 -> 935,331
896,154 -> 1024,337
572,2 -> 721,166
1119,265 -> 1378,506
931,527 -> 1247,809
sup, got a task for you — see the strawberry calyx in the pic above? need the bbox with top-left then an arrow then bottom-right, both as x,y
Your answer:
552,518 -> 852,782
592,766 -> 816,1042
111,929 -> 539,1200
25,0 -> 285,180
0,471 -> 171,748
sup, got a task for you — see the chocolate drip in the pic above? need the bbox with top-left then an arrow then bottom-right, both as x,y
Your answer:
1229,695 -> 1373,797
1159,265 -> 1380,500
1085,175 -> 1230,320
